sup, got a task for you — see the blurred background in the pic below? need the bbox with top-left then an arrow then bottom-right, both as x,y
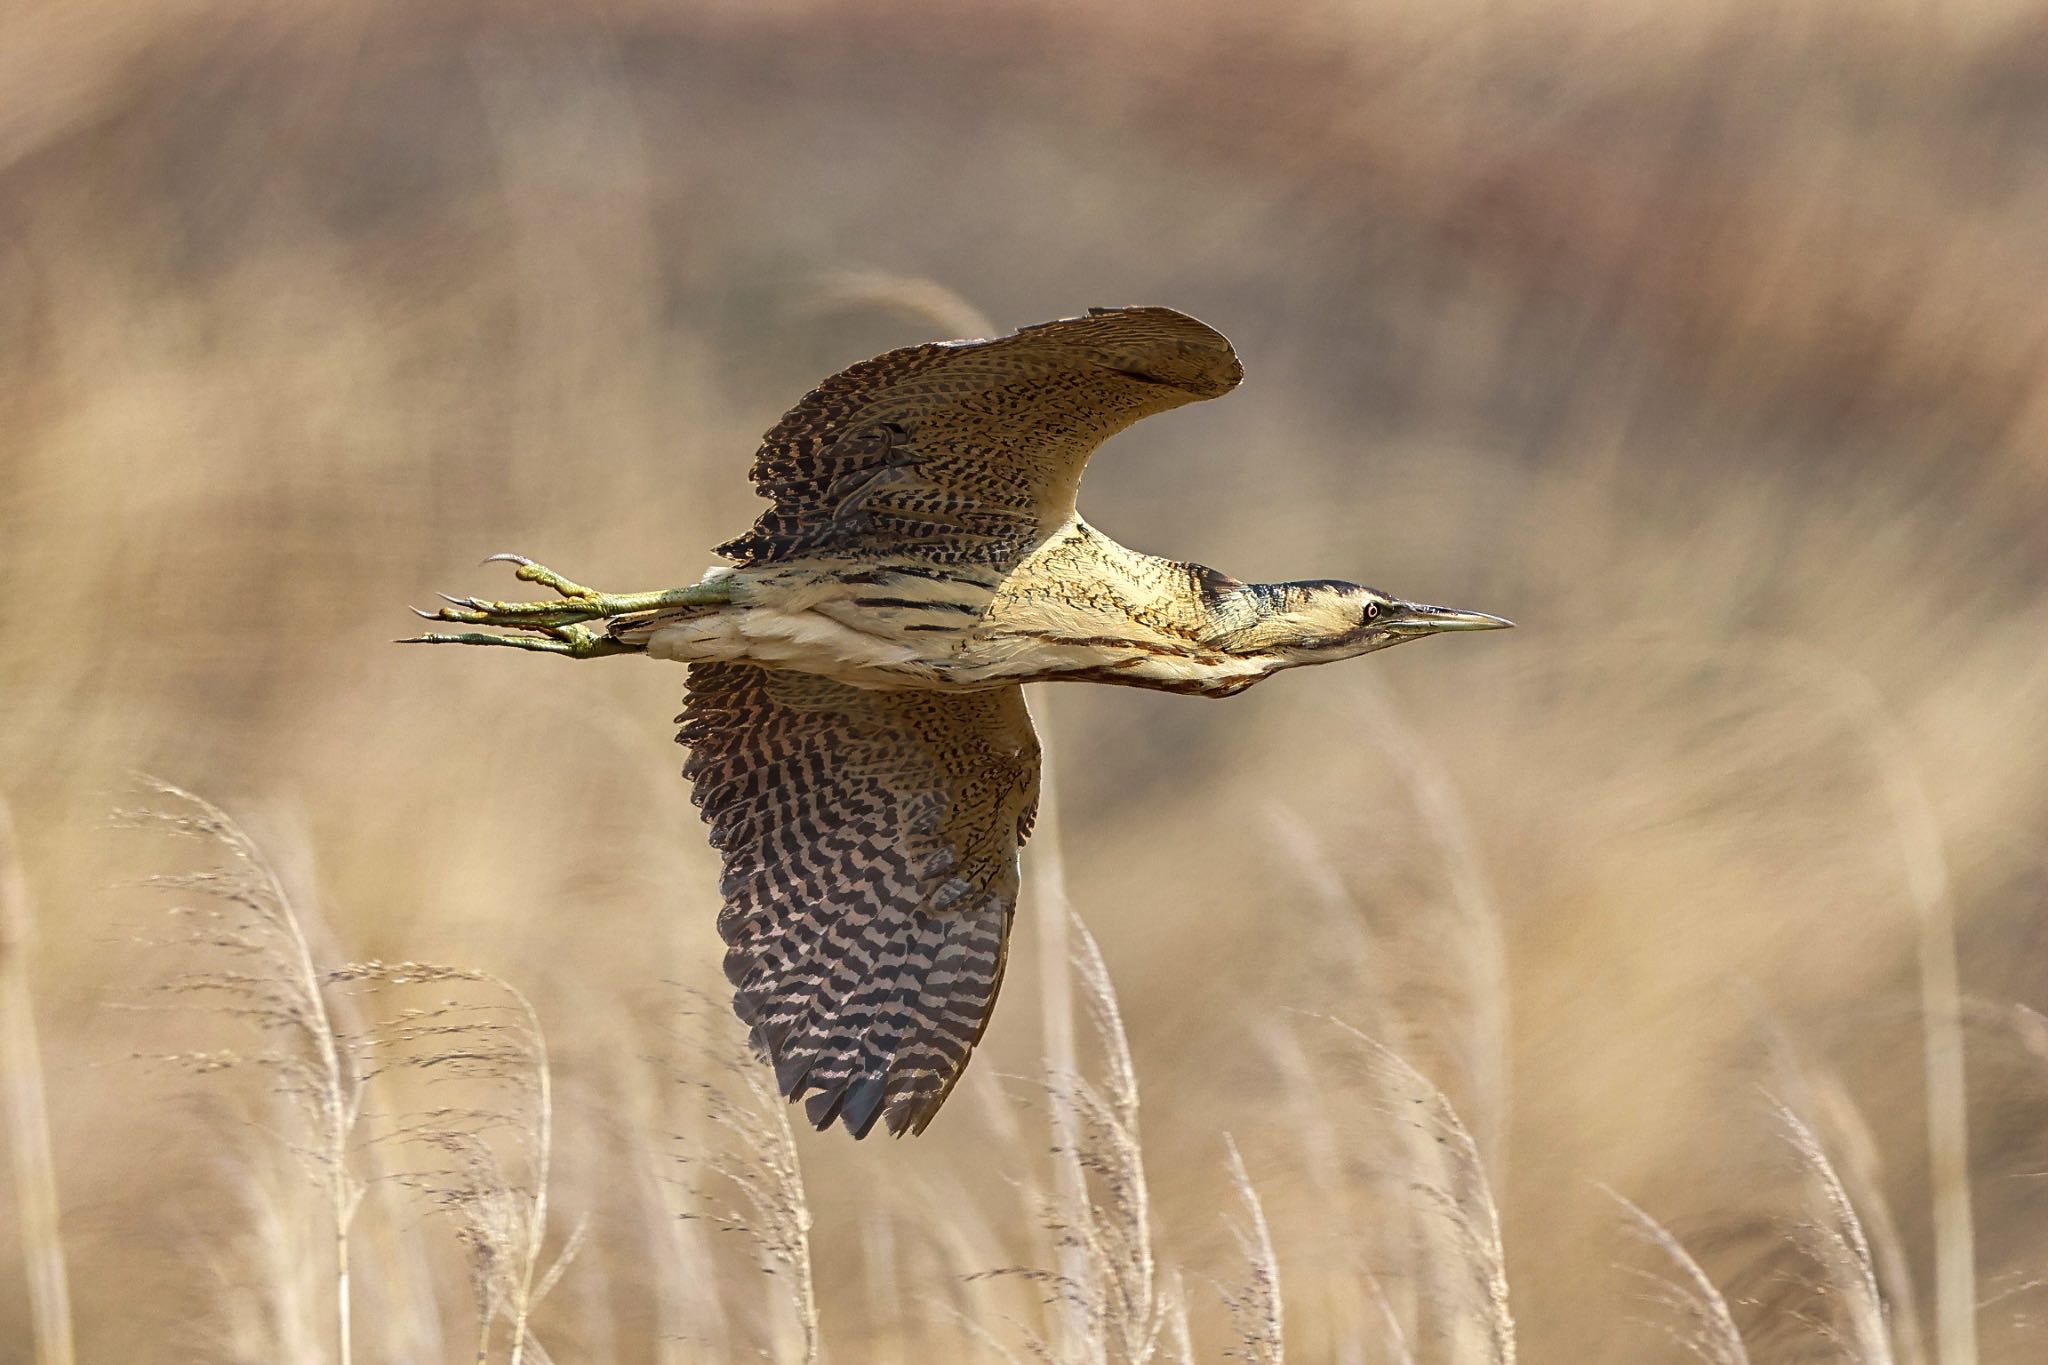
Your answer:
5,0 -> 2048,1360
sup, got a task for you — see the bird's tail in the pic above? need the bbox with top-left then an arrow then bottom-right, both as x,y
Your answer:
606,600 -> 720,648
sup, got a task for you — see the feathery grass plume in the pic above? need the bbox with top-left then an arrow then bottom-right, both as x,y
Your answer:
1276,1023 -> 1415,1359
1218,1137 -> 1283,1365
116,780 -> 364,1363
1775,648 -> 1973,1365
604,1020 -> 733,1365
1351,683 -> 1512,1166
1772,1097 -> 1897,1365
1249,899 -> 1388,1360
1762,1043 -> 1928,1365
326,960 -> 575,1365
1026,691 -> 1092,1359
979,912 -> 1181,1365
914,1166 -> 1047,1362
1604,1186 -> 1749,1365
669,992 -> 820,1364
1053,913 -> 1176,1364
0,796 -> 76,1365
1067,912 -> 1163,1361
1636,638 -> 1973,1365
904,1160 -> 1072,1365
944,1305 -> 1040,1365
1158,1269 -> 1194,1365
1324,1020 -> 1515,1365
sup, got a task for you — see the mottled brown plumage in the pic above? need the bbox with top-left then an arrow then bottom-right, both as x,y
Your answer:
409,306 -> 1509,1137
719,307 -> 1240,570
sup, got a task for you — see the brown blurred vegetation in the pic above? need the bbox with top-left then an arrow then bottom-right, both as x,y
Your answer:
5,0 -> 2048,1360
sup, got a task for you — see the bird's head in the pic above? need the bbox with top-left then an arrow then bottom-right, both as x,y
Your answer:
1213,579 -> 1512,665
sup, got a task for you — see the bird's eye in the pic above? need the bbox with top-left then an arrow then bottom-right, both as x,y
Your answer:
1365,602 -> 1381,620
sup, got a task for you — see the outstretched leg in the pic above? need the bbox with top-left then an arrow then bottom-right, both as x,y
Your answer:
402,554 -> 732,659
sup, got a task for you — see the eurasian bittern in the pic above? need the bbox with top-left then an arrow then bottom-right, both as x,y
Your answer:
407,307 -> 1509,1138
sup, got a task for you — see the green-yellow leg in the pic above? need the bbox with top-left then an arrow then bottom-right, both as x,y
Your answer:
401,554 -> 730,659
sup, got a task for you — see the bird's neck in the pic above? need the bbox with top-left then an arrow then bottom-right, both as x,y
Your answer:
1028,522 -> 1298,658
1193,578 -> 1306,655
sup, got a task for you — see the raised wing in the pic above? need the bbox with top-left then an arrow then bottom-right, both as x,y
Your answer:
719,306 -> 1242,570
678,663 -> 1041,1137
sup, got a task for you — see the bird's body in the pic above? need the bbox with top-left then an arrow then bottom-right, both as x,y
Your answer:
410,306 -> 1509,1139
623,518 -> 1280,697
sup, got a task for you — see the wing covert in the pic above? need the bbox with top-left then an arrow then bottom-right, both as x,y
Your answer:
719,306 -> 1241,570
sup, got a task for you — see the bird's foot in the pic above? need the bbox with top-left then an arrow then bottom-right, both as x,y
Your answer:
401,554 -> 726,659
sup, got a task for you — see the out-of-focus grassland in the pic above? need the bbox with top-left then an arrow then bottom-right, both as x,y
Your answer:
5,0 -> 2048,1360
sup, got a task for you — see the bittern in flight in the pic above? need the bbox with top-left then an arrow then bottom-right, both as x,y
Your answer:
408,307 -> 1509,1138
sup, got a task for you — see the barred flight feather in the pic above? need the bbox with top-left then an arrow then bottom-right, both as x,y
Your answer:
679,662 -> 1040,1137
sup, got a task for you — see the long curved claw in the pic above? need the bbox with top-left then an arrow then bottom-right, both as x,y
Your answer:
481,554 -> 598,601
421,557 -> 611,628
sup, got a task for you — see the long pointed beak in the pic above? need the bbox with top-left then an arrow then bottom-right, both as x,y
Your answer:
1386,601 -> 1515,635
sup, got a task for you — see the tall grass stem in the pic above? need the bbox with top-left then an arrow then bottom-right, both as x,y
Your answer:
0,798 -> 76,1365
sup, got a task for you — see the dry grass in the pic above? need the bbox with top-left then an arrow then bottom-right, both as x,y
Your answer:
1218,1137 -> 1283,1365
115,781 -> 365,1362
1776,1099 -> 1898,1364
669,996 -> 821,1363
0,798 -> 75,1365
1607,1188 -> 1750,1365
6,0 -> 2048,1359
